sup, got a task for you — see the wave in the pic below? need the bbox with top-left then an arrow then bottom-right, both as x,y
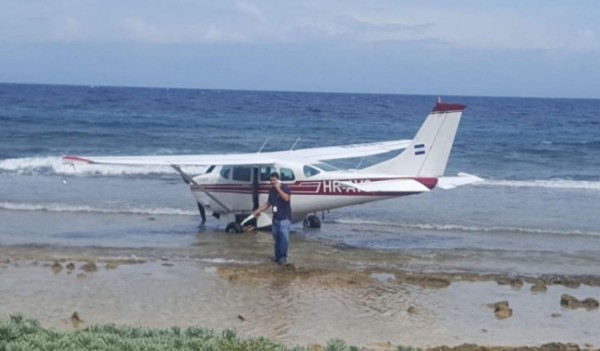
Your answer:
333,218 -> 600,237
0,156 -> 208,176
481,179 -> 600,191
0,201 -> 197,216
2,157 -> 599,192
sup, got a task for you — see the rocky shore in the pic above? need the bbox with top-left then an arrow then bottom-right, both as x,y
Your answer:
1,251 -> 599,349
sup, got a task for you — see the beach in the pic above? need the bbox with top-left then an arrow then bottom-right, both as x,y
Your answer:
1,85 -> 600,349
1,234 -> 599,350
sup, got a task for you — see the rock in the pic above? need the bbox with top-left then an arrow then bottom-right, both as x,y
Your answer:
407,306 -> 417,315
66,262 -> 76,271
147,217 -> 156,221
105,261 -> 119,270
487,300 -> 512,319
237,314 -> 245,321
496,277 -> 511,285
77,273 -> 87,279
307,344 -> 323,351
530,281 -> 548,293
80,261 -> 98,273
401,275 -> 451,288
1,258 -> 10,264
162,263 -> 174,267
481,329 -> 488,333
581,298 -> 599,310
30,261 -> 40,266
494,304 -> 513,319
50,261 -> 63,274
563,279 -> 581,289
551,313 -> 562,318
486,300 -> 509,309
561,294 -> 580,308
70,312 -> 84,328
560,294 -> 598,310
161,256 -> 169,261
509,278 -> 524,289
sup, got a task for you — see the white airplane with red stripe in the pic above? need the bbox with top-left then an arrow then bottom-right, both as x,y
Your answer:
63,100 -> 482,232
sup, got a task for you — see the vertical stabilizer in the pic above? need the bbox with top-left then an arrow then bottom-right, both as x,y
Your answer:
362,102 -> 465,177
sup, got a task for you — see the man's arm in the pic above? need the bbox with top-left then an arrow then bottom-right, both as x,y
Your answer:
274,183 -> 290,202
253,202 -> 271,217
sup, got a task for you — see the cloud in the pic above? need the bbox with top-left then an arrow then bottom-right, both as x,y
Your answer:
235,2 -> 266,24
120,17 -> 248,44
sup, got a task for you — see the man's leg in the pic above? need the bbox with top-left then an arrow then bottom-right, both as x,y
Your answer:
272,220 -> 280,261
277,219 -> 290,263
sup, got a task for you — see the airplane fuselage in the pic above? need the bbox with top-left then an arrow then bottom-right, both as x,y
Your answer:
191,163 -> 437,226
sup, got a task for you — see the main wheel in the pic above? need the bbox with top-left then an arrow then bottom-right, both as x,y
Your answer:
226,222 -> 243,233
303,214 -> 321,229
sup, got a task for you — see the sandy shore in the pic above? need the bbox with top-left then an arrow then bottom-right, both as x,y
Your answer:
1,247 -> 599,350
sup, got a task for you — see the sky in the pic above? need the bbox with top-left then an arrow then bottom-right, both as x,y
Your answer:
1,0 -> 599,98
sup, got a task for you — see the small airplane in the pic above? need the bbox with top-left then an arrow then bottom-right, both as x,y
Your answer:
63,99 -> 482,233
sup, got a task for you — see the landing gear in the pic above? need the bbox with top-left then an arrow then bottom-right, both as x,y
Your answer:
226,222 -> 244,233
303,214 -> 321,229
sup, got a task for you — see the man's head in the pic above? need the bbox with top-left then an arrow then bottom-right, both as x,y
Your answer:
269,172 -> 280,186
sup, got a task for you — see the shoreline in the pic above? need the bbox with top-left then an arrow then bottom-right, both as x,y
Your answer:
2,251 -> 599,349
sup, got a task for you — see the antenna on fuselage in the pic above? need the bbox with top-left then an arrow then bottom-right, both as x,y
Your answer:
257,138 -> 270,153
290,137 -> 301,151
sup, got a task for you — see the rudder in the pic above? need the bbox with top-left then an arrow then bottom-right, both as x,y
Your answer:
362,101 -> 465,177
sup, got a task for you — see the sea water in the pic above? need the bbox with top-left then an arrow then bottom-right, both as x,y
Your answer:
1,83 -> 599,275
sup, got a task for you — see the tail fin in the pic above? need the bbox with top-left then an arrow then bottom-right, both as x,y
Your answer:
362,101 -> 465,177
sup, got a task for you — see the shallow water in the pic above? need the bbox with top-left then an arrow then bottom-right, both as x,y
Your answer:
1,261 -> 598,348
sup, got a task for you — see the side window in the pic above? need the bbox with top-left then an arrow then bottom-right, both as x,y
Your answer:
260,166 -> 276,181
220,166 -> 231,179
232,166 -> 251,182
303,165 -> 320,177
280,168 -> 295,181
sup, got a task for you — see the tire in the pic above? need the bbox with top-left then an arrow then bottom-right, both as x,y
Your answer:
303,214 -> 321,229
226,222 -> 243,233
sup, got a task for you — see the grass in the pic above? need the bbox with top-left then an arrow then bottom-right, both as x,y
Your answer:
0,315 -> 421,351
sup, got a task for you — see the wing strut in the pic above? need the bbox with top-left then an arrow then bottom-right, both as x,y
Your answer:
170,165 -> 233,215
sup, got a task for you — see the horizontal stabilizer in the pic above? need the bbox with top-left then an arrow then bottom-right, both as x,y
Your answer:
436,172 -> 484,189
340,179 -> 431,193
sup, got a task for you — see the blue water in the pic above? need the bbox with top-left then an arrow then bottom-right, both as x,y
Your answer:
1,83 -> 599,275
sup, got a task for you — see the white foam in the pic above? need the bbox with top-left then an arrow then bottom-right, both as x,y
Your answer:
480,179 -> 600,191
334,218 -> 600,237
0,157 -> 208,176
0,201 -> 196,216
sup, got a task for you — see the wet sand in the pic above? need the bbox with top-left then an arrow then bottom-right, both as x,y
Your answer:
1,249 -> 599,350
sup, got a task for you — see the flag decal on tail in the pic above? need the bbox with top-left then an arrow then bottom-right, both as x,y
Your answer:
414,144 -> 425,156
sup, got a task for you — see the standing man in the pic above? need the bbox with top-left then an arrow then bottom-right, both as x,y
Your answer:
253,172 -> 292,264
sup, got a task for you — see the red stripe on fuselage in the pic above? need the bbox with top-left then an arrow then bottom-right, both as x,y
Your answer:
191,177 -> 437,196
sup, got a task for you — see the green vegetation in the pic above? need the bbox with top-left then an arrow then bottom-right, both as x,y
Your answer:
0,315 -> 421,351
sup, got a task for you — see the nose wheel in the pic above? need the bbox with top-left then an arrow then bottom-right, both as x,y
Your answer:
303,214 -> 321,229
226,222 -> 244,233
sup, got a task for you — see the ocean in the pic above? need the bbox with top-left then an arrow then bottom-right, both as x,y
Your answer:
1,83 -> 599,276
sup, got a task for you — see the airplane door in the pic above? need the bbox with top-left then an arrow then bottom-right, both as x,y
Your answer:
231,166 -> 254,212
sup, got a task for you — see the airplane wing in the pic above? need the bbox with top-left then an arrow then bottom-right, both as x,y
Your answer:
436,173 -> 484,189
339,179 -> 431,193
62,154 -> 278,166
62,139 -> 411,166
280,139 -> 411,162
